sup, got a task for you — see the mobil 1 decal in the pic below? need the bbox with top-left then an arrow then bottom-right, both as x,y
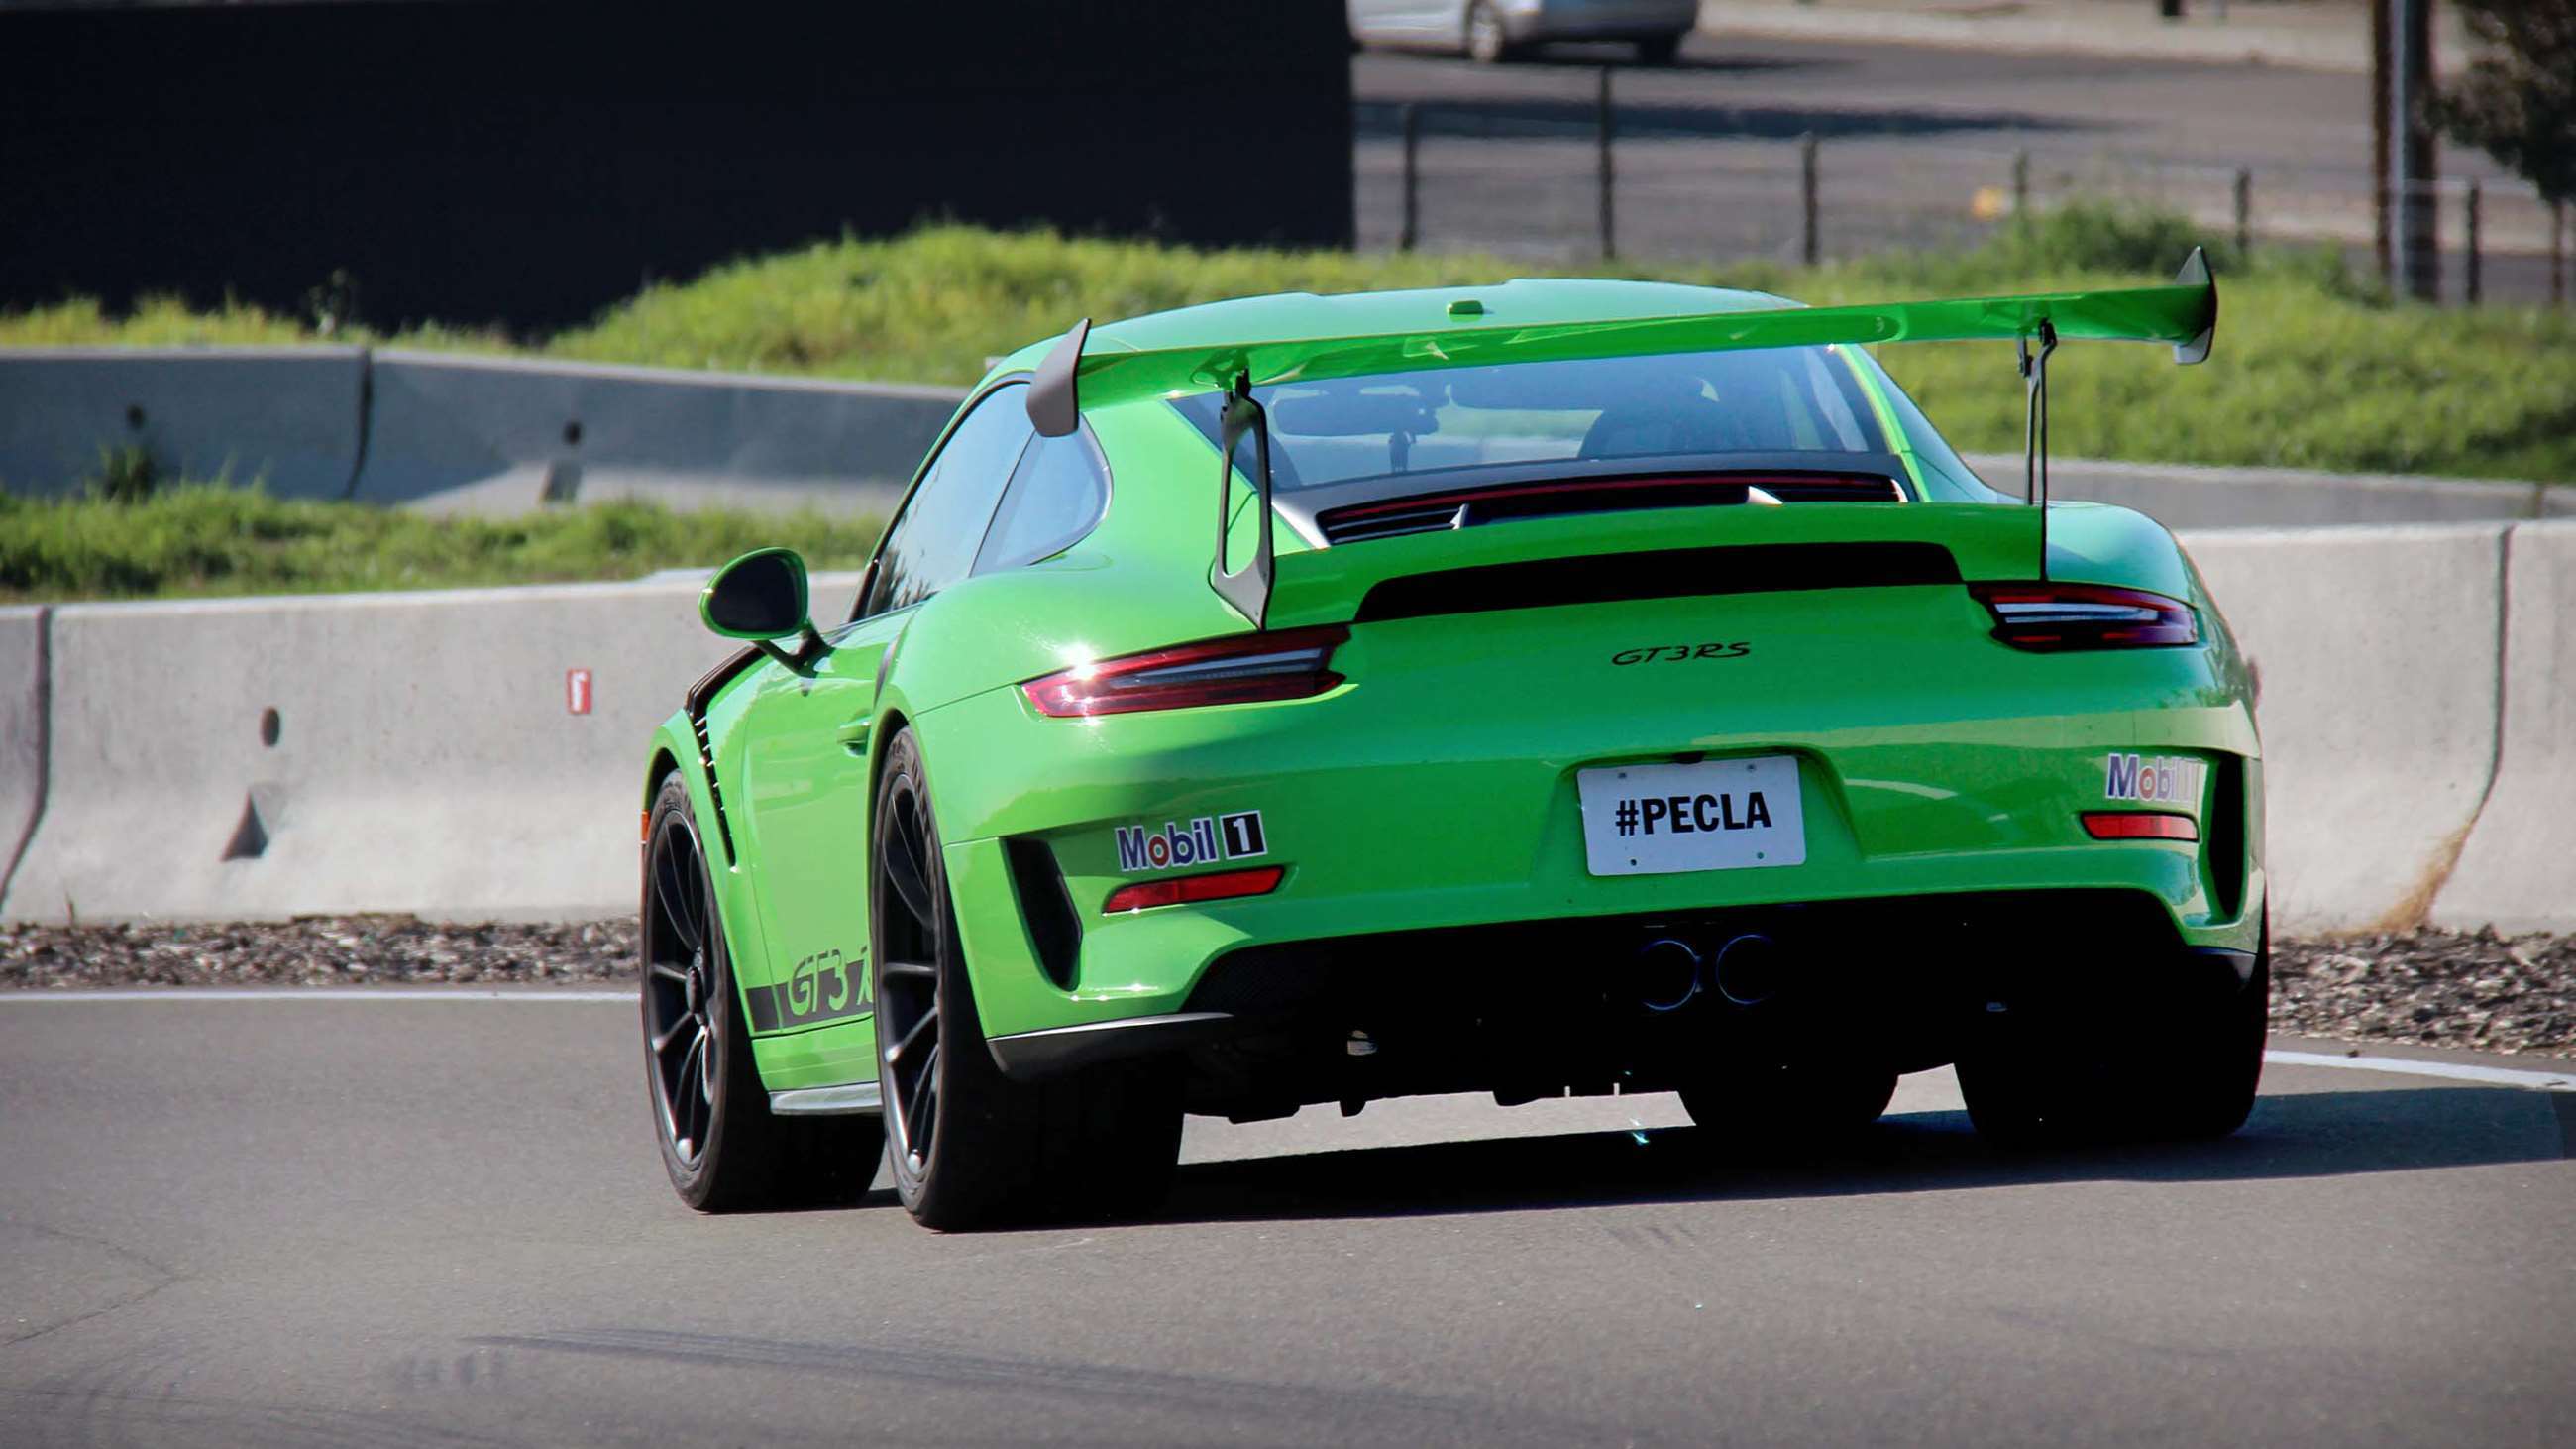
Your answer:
2104,753 -> 2204,806
1116,810 -> 1266,874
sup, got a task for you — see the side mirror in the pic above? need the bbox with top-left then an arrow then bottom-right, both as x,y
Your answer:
701,548 -> 823,670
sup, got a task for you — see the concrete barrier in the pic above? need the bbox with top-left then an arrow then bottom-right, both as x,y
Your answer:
1972,454 -> 2559,531
2434,520 -> 2576,933
2179,522 -> 2510,935
355,352 -> 961,517
0,574 -> 859,923
0,607 -> 47,909
0,347 -> 366,499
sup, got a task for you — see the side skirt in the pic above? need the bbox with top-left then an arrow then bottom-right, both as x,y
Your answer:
768,1082 -> 882,1116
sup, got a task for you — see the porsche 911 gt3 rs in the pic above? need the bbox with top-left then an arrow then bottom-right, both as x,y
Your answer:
636,255 -> 2266,1228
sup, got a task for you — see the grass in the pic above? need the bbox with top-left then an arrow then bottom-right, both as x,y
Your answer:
5,207 -> 2571,484
0,487 -> 884,604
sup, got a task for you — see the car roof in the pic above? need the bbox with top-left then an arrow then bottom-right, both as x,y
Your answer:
988,278 -> 1802,380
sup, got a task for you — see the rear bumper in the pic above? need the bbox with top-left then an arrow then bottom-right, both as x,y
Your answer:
985,888 -> 2262,1082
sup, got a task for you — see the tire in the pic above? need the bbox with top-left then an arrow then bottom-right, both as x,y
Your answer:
872,728 -> 1182,1230
1464,1 -> 1515,63
1678,1059 -> 1897,1149
640,773 -> 884,1211
1636,33 -> 1684,66
1961,922 -> 2270,1148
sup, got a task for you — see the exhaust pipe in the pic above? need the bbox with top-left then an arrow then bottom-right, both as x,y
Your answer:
1631,938 -> 1701,1013
1711,933 -> 1785,1007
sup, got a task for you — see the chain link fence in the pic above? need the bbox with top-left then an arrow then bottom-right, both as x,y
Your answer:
1356,85 -> 2571,306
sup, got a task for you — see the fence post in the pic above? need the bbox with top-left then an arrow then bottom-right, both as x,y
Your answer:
2555,202 -> 2567,308
1596,67 -> 1616,261
2012,150 -> 2029,220
2464,180 -> 2481,305
2233,168 -> 2251,256
1801,133 -> 1820,267
1399,102 -> 1421,253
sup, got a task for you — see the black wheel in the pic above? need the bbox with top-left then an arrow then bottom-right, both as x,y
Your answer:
2137,940 -> 2269,1141
641,774 -> 882,1211
1961,918 -> 2269,1148
1636,33 -> 1684,66
1464,1 -> 1516,63
873,728 -> 1182,1231
1678,1059 -> 1897,1150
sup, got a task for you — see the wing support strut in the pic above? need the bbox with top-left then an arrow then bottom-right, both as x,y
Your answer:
2018,317 -> 2060,579
1211,370 -> 1277,629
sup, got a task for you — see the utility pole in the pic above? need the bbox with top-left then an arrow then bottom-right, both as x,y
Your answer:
2371,0 -> 2391,282
2388,0 -> 2438,300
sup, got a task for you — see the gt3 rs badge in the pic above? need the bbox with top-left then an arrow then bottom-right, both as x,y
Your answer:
1116,810 -> 1266,872
2105,753 -> 2204,805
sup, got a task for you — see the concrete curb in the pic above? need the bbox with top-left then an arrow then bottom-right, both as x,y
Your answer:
2180,522 -> 2516,934
0,347 -> 368,500
1975,455 -> 2564,531
1,347 -> 965,517
2434,520 -> 2576,934
0,575 -> 859,924
0,525 -> 2564,930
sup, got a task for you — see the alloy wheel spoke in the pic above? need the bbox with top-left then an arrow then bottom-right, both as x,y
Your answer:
652,1014 -> 700,1056
648,959 -> 689,984
904,1043 -> 939,1150
886,1006 -> 936,1065
883,819 -> 935,930
880,958 -> 937,980
654,836 -> 702,953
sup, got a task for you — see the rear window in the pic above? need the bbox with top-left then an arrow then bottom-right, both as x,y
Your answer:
1172,344 -> 1888,493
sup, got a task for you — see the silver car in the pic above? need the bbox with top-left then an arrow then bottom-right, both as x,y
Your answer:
1350,0 -> 1700,64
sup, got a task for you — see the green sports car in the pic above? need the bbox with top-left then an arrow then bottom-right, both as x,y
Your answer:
637,255 -> 2266,1228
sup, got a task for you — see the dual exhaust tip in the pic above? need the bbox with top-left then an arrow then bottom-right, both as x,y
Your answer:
1632,933 -> 1784,1013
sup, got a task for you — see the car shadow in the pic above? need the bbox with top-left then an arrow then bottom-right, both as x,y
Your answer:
1135,1087 -> 2571,1228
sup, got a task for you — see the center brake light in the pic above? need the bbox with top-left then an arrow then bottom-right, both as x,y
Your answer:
1969,582 -> 2199,651
1023,624 -> 1349,718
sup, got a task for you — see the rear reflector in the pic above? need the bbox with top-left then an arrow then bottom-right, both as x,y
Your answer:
1102,865 -> 1286,914
1970,582 -> 2199,650
2082,812 -> 2200,841
1024,625 -> 1347,718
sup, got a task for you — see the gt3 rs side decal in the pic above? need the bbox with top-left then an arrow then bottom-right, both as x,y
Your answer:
744,947 -> 871,1032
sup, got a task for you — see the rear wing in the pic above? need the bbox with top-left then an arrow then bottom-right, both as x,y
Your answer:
1027,249 -> 2216,624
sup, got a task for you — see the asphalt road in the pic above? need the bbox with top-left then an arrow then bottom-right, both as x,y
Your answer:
1354,38 -> 2563,302
3,994 -> 2570,1448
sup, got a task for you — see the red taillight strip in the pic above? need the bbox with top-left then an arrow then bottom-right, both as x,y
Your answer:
1023,625 -> 1348,718
2082,812 -> 2200,841
1102,865 -> 1285,914
1969,582 -> 2199,651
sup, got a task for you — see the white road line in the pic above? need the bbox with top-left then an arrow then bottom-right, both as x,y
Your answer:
0,987 -> 633,1003
2265,1049 -> 2575,1092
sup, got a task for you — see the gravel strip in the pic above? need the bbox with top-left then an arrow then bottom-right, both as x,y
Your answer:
4,917 -> 2570,1059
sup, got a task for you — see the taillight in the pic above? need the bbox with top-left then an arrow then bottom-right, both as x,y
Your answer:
1023,625 -> 1348,718
2082,811 -> 2200,841
1103,865 -> 1285,914
1970,582 -> 2199,651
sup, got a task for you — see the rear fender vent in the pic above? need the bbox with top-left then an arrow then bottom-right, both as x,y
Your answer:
1354,541 -> 1960,623
2205,753 -> 2247,920
690,715 -> 737,864
1316,473 -> 1903,545
1004,836 -> 1083,990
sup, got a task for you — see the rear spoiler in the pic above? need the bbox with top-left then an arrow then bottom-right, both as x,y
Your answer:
1028,249 -> 2216,622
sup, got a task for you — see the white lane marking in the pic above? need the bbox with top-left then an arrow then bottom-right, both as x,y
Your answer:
2265,1049 -> 2574,1092
0,988 -> 632,1003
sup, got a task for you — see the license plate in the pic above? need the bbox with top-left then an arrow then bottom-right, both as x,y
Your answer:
1577,756 -> 1805,877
